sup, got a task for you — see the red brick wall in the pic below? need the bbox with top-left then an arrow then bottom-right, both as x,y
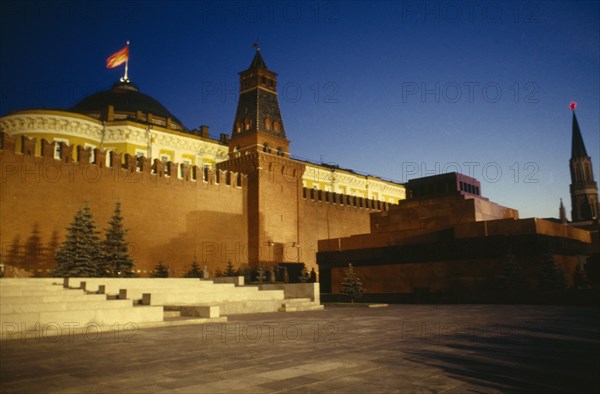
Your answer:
1,133 -> 390,278
302,195 -> 382,272
0,135 -> 248,277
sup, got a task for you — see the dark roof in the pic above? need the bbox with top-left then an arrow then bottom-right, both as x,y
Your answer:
571,112 -> 588,158
248,49 -> 268,70
71,81 -> 185,126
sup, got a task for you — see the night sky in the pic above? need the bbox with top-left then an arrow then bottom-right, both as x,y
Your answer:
1,1 -> 598,219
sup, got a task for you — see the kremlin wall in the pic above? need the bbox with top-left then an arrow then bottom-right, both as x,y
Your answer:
0,130 -> 392,277
1,49 -> 598,300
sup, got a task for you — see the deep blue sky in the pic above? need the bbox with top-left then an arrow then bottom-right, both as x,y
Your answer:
1,1 -> 599,219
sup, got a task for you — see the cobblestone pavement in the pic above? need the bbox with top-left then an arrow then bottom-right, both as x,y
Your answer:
1,304 -> 599,393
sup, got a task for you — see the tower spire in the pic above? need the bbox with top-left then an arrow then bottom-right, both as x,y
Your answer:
568,101 -> 598,222
571,108 -> 588,158
230,47 -> 288,156
559,198 -> 567,224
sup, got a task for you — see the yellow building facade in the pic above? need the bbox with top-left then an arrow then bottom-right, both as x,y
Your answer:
0,81 -> 405,201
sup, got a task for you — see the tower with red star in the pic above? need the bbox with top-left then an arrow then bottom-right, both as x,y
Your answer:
568,101 -> 599,222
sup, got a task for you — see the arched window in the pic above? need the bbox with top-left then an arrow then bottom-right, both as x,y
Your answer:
263,143 -> 271,153
235,121 -> 242,133
276,147 -> 283,156
244,118 -> 252,131
264,117 -> 272,131
273,120 -> 281,133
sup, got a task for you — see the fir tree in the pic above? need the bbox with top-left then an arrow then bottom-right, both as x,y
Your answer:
152,261 -> 169,278
100,202 -> 134,277
239,264 -> 251,283
185,256 -> 202,278
298,264 -> 310,283
340,263 -> 364,303
256,264 -> 266,283
573,264 -> 588,289
53,204 -> 102,277
501,248 -> 528,292
539,253 -> 567,291
224,260 -> 237,276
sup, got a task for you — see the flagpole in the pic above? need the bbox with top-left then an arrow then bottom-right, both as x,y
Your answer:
123,40 -> 130,82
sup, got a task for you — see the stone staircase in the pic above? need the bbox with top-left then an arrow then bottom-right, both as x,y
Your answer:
0,278 -> 165,340
68,277 -> 289,315
1,278 -> 324,340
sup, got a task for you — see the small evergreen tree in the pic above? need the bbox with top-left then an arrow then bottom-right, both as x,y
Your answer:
539,253 -> 567,291
224,260 -> 237,276
240,264 -> 251,283
54,204 -> 102,277
152,261 -> 169,278
214,268 -> 224,277
269,266 -> 276,283
501,248 -> 528,292
185,256 -> 202,278
100,202 -> 134,277
573,264 -> 588,289
298,264 -> 310,283
340,263 -> 364,303
256,264 -> 266,283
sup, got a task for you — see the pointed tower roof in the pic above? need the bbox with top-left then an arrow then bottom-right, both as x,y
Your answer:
248,49 -> 268,70
559,198 -> 567,224
571,110 -> 588,158
231,47 -> 287,143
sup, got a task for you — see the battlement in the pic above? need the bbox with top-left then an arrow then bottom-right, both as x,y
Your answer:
0,132 -> 247,188
303,187 -> 391,212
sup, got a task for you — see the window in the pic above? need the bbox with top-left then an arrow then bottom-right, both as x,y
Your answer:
84,143 -> 96,163
264,117 -> 272,131
54,138 -> 68,160
181,159 -> 191,178
276,147 -> 283,156
105,149 -> 115,167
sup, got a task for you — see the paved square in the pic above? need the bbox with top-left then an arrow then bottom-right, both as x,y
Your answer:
1,305 -> 598,393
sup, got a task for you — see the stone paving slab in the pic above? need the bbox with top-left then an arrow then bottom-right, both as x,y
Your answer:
0,304 -> 598,393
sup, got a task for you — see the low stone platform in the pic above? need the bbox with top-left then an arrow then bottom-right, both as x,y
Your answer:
1,279 -> 165,339
1,305 -> 598,393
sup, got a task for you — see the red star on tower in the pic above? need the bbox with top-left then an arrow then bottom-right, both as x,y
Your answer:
569,101 -> 576,111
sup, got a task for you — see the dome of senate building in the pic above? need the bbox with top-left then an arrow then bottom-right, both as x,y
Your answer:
71,81 -> 188,132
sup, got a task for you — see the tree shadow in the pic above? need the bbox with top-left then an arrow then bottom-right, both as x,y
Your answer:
402,308 -> 600,393
3,225 -> 59,276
